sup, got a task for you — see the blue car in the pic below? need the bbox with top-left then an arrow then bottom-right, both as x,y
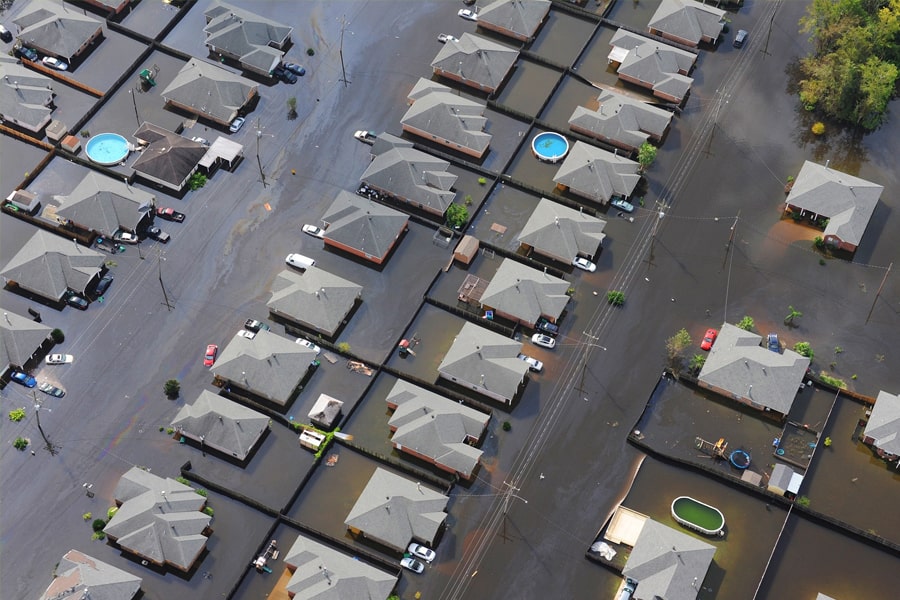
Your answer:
11,370 -> 37,388
767,333 -> 780,353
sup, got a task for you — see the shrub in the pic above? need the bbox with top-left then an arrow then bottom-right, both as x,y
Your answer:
83,513 -> 92,521
736,316 -> 754,331
91,532 -> 106,541
107,506 -> 118,520
445,203 -> 469,228
819,372 -> 847,389
13,437 -> 28,451
306,48 -> 315,56
811,122 -> 825,135
163,379 -> 180,399
502,421 -> 512,431
337,341 -> 351,353
195,488 -> 208,498
176,476 -> 191,486
203,506 -> 214,517
166,428 -> 174,435
666,329 -> 692,373
80,130 -> 90,138
796,496 -> 810,508
464,194 -> 473,206
188,173 -> 207,191
92,519 -> 107,532
834,346 -> 843,354
793,342 -> 813,359
8,408 -> 26,422
814,236 -> 825,249
606,290 -> 625,306
50,328 -> 65,343
477,176 -> 487,185
689,354 -> 706,373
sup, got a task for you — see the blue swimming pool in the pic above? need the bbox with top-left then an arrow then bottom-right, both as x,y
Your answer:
531,131 -> 569,163
86,133 -> 130,166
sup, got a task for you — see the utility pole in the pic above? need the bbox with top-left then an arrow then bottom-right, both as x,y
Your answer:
722,210 -> 740,269
338,15 -> 350,88
761,8 -> 776,57
577,332 -> 607,395
158,252 -> 173,311
129,88 -> 140,128
499,481 -> 527,543
646,205 -> 665,273
255,119 -> 268,189
33,393 -> 59,455
866,262 -> 892,324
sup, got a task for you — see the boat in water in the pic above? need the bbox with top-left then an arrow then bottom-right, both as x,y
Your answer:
671,496 -> 725,537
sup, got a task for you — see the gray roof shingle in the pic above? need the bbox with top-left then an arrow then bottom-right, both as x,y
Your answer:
481,258 -> 569,324
568,89 -> 673,150
322,190 -> 409,262
54,172 -> 156,236
161,58 -> 258,125
517,198 -> 606,262
0,308 -> 51,371
553,141 -> 641,203
13,0 -> 102,60
132,124 -> 209,190
864,390 -> 900,456
477,0 -> 551,40
39,549 -> 142,600
431,33 -> 519,92
284,534 -> 397,599
623,519 -> 715,600
0,230 -> 104,301
266,267 -> 362,337
609,29 -> 695,102
401,78 -> 492,157
171,390 -> 269,460
0,55 -> 54,133
438,321 -> 529,403
204,2 -> 292,73
649,0 -> 726,46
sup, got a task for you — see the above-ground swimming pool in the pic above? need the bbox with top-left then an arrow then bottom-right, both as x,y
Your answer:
531,131 -> 569,163
671,496 -> 726,536
86,133 -> 130,166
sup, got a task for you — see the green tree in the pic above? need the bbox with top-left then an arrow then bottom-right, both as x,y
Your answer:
286,96 -> 298,120
689,353 -> 707,373
8,408 -> 26,422
666,328 -> 691,374
163,379 -> 180,399
50,329 -> 65,344
794,341 -> 814,360
606,290 -> 625,306
445,203 -> 469,228
737,316 -> 754,331
785,305 -> 803,326
637,142 -> 657,172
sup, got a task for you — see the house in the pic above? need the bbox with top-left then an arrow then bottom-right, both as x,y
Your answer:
608,29 -> 696,104
476,0 -> 551,42
13,0 -> 103,63
171,390 -> 269,461
431,33 -> 519,94
54,172 -> 155,237
211,329 -> 318,408
198,136 -> 245,175
308,393 -> 344,430
622,519 -> 715,600
648,0 -> 726,48
862,390 -> 900,462
38,549 -> 142,600
767,463 -> 803,499
438,321 -> 529,404
204,2 -> 292,77
480,259 -> 569,327
517,198 -> 606,264
361,133 -> 458,217
698,323 -> 810,420
282,533 -> 397,599
321,190 -> 409,265
267,267 -> 362,338
784,160 -> 883,252
1,230 -> 104,303
103,467 -> 211,572
401,78 -> 492,159
132,124 -> 209,192
568,89 -> 673,153
80,0 -> 134,16
344,467 -> 449,552
1,308 -> 52,380
0,55 -> 55,134
553,141 -> 641,205
161,58 -> 258,126
386,379 -> 491,480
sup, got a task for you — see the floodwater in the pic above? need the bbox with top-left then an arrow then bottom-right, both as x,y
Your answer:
529,10 -> 598,68
540,73 -> 610,132
605,0 -> 662,30
505,129 -> 570,191
464,183 -> 542,251
496,60 -> 563,117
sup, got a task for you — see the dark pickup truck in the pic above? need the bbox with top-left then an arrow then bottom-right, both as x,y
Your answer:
244,319 -> 271,333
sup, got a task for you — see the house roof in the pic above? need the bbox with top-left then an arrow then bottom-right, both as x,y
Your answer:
308,393 -> 344,428
204,2 -> 292,73
401,78 -> 492,156
0,230 -> 104,301
0,308 -> 51,371
864,390 -> 900,456
431,33 -> 519,91
344,467 -> 449,551
283,533 -> 397,599
361,133 -> 458,213
481,258 -> 569,324
0,55 -> 54,133
132,124 -> 208,190
161,58 -> 258,125
785,161 -> 882,248
609,29 -> 695,101
553,141 -> 641,203
768,463 -> 795,491
438,321 -> 529,400
266,267 -> 362,337
39,549 -> 142,600
171,390 -> 268,461
211,329 -> 317,406
13,0 -> 102,60
103,467 -> 211,571
649,0 -> 726,46
517,198 -> 606,260
622,519 -> 715,600
387,379 -> 489,478
477,0 -> 551,40
698,323 -> 810,415
568,89 -> 672,149
54,172 -> 155,235
322,190 -> 409,261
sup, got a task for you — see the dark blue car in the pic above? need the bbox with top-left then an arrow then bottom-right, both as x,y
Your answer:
767,333 -> 780,353
11,370 -> 37,388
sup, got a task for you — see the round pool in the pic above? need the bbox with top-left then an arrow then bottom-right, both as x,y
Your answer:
532,132 -> 569,163
86,133 -> 130,166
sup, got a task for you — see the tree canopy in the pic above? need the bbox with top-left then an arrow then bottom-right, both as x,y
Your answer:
799,0 -> 900,130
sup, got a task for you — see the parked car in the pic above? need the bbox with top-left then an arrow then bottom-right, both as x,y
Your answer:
237,329 -> 256,340
573,256 -> 597,272
458,8 -> 478,21
113,230 -> 139,244
156,207 -> 185,222
41,56 -> 69,71
284,63 -> 306,76
45,354 -> 74,365
203,344 -> 218,367
610,197 -> 635,213
273,65 -> 297,84
302,224 -> 325,238
11,370 -> 37,388
438,33 -> 459,44
353,130 -> 377,144
767,333 -> 780,353
618,577 -> 638,600
286,253 -> 315,270
517,353 -> 544,373
733,29 -> 748,49
0,25 -> 13,43
295,338 -> 321,355
531,333 -> 556,349
190,136 -> 210,146
700,328 -> 718,351
14,46 -> 38,62
65,293 -> 89,310
146,226 -> 170,243
407,543 -> 436,563
94,274 -> 114,296
462,0 -> 476,4
400,557 -> 425,574
229,116 -> 246,133
38,382 -> 66,398
244,319 -> 271,333
536,317 -> 559,336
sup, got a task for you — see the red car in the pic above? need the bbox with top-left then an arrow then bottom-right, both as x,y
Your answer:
700,328 -> 718,351
203,344 -> 218,367
156,207 -> 185,222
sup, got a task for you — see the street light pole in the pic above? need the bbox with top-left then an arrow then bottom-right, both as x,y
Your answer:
158,253 -> 172,311
577,332 -> 607,395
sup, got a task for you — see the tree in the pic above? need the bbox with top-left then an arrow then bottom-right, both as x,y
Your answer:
8,408 -> 26,422
606,290 -> 625,306
50,328 -> 65,344
637,142 -> 657,173
666,328 -> 692,374
286,96 -> 297,120
737,316 -> 754,331
163,379 -> 180,399
445,203 -> 469,229
689,353 -> 707,374
785,305 -> 803,326
794,341 -> 814,360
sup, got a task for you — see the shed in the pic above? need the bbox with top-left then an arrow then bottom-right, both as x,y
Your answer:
454,235 -> 479,264
767,463 -> 804,497
5,190 -> 41,215
308,393 -> 344,429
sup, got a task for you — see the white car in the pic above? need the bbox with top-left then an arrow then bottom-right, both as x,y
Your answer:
237,329 -> 256,340
531,333 -> 556,349
229,117 -> 245,133
400,557 -> 425,574
458,9 -> 478,21
437,33 -> 459,44
302,224 -> 325,238
573,257 -> 597,272
295,338 -> 321,355
353,130 -> 377,144
190,136 -> 210,146
407,543 -> 436,563
41,56 -> 68,71
113,230 -> 139,244
45,353 -> 74,365
517,353 -> 543,373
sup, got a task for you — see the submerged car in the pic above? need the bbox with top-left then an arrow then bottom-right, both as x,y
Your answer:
531,333 -> 556,349
286,253 -> 315,270
11,370 -> 37,388
113,230 -> 139,245
353,130 -> 377,144
536,317 -> 559,336
767,333 -> 780,353
14,46 -> 38,62
237,329 -> 256,340
45,354 -> 74,365
700,328 -> 718,351
573,256 -> 597,272
284,63 -> 306,76
733,29 -> 748,49
400,557 -> 425,574
302,224 -> 325,238
94,274 -> 114,296
244,319 -> 271,333
407,543 -> 436,563
517,353 -> 544,373
146,226 -> 170,243
229,116 -> 246,133
610,197 -> 635,213
203,344 -> 218,367
38,382 -> 66,398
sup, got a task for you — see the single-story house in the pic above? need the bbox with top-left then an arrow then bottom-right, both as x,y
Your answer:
648,0 -> 726,48
0,55 -> 55,134
171,390 -> 269,461
132,124 -> 209,192
608,29 -> 696,104
267,267 -> 362,338
476,0 -> 551,42
38,549 -> 142,600
13,0 -> 104,63
480,258 -> 569,327
1,309 -> 52,384
402,78 -> 492,159
54,172 -> 155,237
161,58 -> 258,127
204,1 -> 292,77
321,190 -> 409,265
517,198 -> 606,264
431,33 -> 519,94
861,390 -> 900,462
553,141 -> 641,205
568,89 -> 673,154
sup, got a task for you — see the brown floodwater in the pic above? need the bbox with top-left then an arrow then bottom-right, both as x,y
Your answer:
529,10 -> 599,68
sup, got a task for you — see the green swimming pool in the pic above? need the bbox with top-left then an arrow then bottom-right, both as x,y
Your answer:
671,496 -> 725,536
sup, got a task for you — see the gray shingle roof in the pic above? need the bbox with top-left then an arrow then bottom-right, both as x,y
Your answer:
211,329 -> 317,406
266,267 -> 362,337
54,172 -> 155,236
13,0 -> 102,60
204,2 -> 292,73
401,78 -> 491,157
161,58 -> 257,125
39,549 -> 142,600
0,55 -> 54,133
768,463 -> 795,492
568,89 -> 673,150
284,533 -> 397,599
553,141 -> 641,203
481,258 -> 569,324
622,519 -> 715,600
431,33 -> 519,92
344,467 -> 449,551
322,190 -> 409,262
387,379 -> 489,479
477,0 -> 551,40
0,308 -> 51,370
104,467 -> 211,572
609,29 -> 695,102
171,390 -> 269,460
132,124 -> 208,190
649,0 -> 726,46
517,198 -> 606,262
864,390 -> 900,456
698,323 -> 810,415
438,321 -> 529,403
0,230 -> 104,301
785,161 -> 882,248
361,137 -> 458,213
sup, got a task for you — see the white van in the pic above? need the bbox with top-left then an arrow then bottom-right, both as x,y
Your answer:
285,253 -> 315,270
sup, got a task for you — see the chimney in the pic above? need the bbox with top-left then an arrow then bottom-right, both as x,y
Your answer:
824,159 -> 830,170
